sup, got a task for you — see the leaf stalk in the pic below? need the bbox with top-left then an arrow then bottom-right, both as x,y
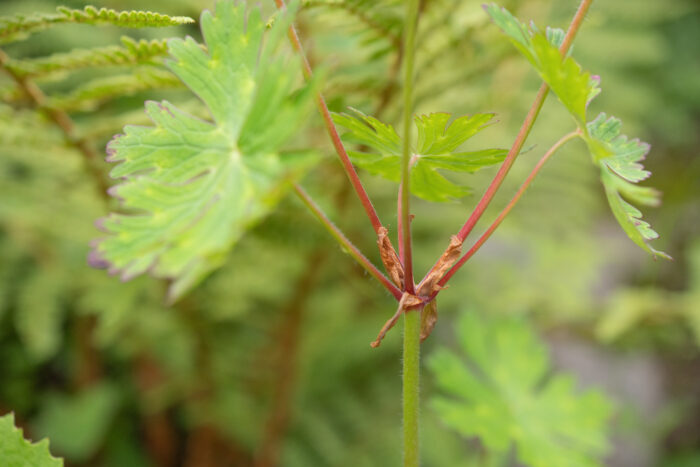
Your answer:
293,185 -> 402,301
438,130 -> 581,288
419,0 -> 595,289
274,0 -> 387,237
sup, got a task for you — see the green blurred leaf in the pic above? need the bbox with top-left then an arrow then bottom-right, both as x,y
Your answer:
90,1 -> 320,301
33,383 -> 121,463
0,413 -> 62,467
14,268 -> 65,362
333,109 -> 506,202
428,312 -> 612,467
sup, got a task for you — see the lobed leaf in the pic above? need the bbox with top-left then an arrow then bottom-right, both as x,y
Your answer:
485,3 -> 668,259
333,109 -> 506,202
0,413 -> 63,466
428,312 -> 612,467
485,4 -> 597,125
589,115 -> 670,259
90,1 -> 319,301
0,6 -> 194,44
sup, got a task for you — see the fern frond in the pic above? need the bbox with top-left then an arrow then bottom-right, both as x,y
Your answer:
49,67 -> 184,111
5,37 -> 170,78
304,0 -> 402,47
0,6 -> 194,44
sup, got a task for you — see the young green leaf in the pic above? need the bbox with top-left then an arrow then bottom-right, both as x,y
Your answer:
484,4 -> 597,125
0,413 -> 63,466
90,1 -> 319,301
485,3 -> 668,259
333,109 -> 506,202
428,312 -> 612,467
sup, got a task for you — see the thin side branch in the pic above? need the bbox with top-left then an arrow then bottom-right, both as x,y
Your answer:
294,185 -> 402,301
455,0 -> 594,243
437,131 -> 581,289
419,0 -> 594,288
274,0 -> 385,236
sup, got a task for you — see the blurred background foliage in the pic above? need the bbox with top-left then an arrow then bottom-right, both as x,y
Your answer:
0,0 -> 697,466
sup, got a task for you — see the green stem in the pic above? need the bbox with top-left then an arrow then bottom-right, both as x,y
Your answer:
403,308 -> 421,467
400,1 -> 421,465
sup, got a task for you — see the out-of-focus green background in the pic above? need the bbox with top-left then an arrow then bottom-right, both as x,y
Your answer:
0,0 -> 698,466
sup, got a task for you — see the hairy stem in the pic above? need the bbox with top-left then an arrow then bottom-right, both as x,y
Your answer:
274,0 -> 385,236
294,185 -> 402,301
400,1 -> 421,465
438,131 -> 581,288
403,307 -> 421,467
420,0 -> 594,287
400,0 -> 420,294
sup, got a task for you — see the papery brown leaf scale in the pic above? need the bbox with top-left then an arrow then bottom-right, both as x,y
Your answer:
418,235 -> 462,297
420,300 -> 438,342
377,227 -> 404,288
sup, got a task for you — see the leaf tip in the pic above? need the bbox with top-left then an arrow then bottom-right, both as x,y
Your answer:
87,246 -> 109,269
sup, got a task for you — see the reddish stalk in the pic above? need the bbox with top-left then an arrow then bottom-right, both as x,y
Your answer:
437,131 -> 581,289
294,185 -> 403,301
419,0 -> 594,287
455,0 -> 593,243
397,182 -> 405,264
274,0 -> 384,235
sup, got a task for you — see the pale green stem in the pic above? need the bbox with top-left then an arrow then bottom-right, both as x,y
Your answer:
400,0 -> 421,465
403,308 -> 421,467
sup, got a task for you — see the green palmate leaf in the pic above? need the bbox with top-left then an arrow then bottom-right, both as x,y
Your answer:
485,4 -> 667,259
428,312 -> 612,467
0,6 -> 194,44
90,1 -> 319,301
333,109 -> 506,202
0,413 -> 63,467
